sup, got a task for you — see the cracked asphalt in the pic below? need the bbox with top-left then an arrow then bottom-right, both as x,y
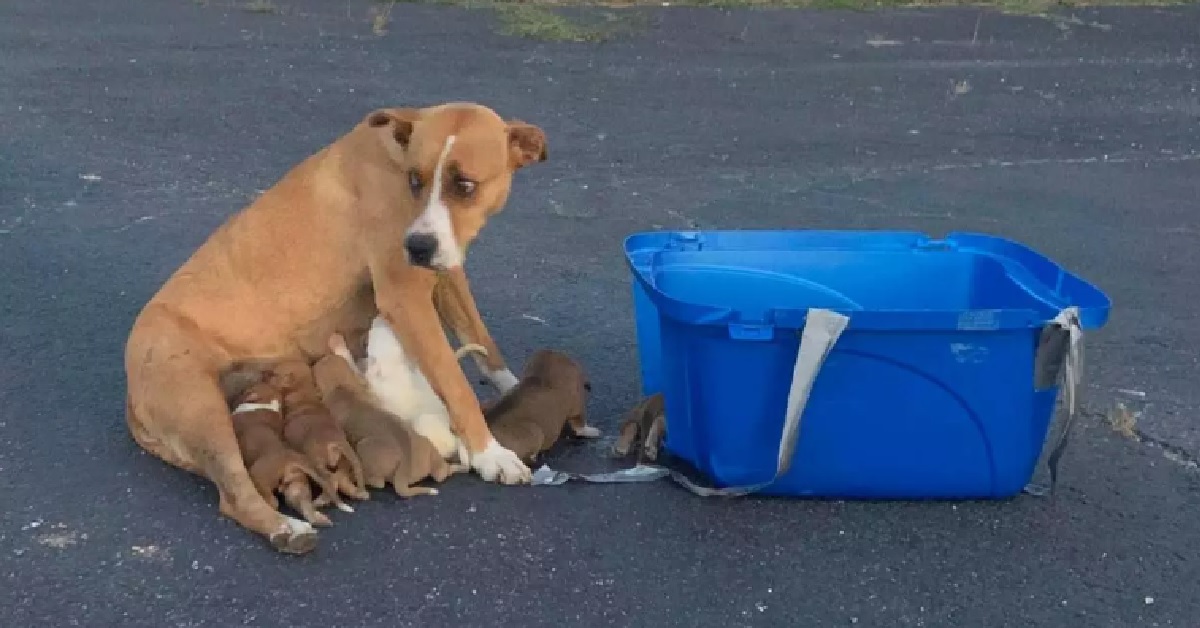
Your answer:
1,0 -> 1197,625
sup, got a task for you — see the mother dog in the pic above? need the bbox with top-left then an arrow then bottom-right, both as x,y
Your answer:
124,102 -> 546,553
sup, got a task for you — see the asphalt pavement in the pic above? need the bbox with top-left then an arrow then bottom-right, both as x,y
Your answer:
1,0 -> 1198,625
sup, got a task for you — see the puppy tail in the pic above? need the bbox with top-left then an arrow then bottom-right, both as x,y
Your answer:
454,343 -> 489,362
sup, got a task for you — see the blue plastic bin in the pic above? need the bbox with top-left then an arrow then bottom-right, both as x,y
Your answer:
625,230 -> 1111,499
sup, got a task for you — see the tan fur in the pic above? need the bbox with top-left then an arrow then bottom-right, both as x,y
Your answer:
230,384 -> 340,528
123,102 -> 546,552
312,350 -> 465,497
267,360 -> 368,506
484,350 -> 599,462
613,393 -> 667,462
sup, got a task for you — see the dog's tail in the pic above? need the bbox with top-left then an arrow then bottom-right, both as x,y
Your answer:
454,343 -> 489,362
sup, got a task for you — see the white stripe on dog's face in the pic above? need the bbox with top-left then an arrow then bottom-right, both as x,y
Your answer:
406,135 -> 464,270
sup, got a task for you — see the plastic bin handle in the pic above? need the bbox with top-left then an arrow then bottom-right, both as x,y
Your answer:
669,308 -> 851,497
1024,306 -> 1085,497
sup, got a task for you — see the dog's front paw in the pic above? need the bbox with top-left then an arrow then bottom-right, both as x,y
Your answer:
269,517 -> 318,555
487,368 -> 520,395
471,440 -> 531,485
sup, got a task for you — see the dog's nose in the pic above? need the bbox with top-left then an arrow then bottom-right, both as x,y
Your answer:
404,233 -> 439,266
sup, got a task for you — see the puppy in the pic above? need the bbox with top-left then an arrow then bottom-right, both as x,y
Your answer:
358,316 -> 486,463
484,349 -> 600,463
266,360 -> 369,505
230,383 -> 342,527
613,393 -> 667,462
313,339 -> 466,497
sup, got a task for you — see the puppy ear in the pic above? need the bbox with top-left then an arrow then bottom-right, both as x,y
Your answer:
365,108 -> 421,148
507,120 -> 548,169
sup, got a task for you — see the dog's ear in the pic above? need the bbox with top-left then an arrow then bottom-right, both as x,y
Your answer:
507,120 -> 548,169
365,108 -> 421,149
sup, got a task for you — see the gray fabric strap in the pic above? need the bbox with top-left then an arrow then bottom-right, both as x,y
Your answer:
532,308 -> 851,497
1023,306 -> 1085,498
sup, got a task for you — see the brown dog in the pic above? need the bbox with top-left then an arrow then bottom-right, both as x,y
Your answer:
266,360 -> 369,507
613,393 -> 667,462
312,342 -> 466,497
230,383 -> 342,527
485,350 -> 601,462
124,103 -> 546,552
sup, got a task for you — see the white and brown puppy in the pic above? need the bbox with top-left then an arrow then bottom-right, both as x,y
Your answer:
124,102 -> 547,554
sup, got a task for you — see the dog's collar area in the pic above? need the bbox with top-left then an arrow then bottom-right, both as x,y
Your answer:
232,400 -> 281,415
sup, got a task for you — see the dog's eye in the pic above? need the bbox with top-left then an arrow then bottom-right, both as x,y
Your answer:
408,170 -> 423,196
453,176 -> 476,198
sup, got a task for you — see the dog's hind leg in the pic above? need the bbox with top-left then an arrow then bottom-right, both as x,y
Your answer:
393,482 -> 439,498
567,413 -> 602,439
643,414 -> 666,462
430,449 -> 467,482
125,308 -> 318,555
352,438 -> 393,490
330,445 -> 369,500
391,463 -> 439,498
146,382 -> 316,554
280,470 -> 333,528
613,414 -> 642,457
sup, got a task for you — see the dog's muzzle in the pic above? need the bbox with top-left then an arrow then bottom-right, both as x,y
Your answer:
404,233 -> 439,268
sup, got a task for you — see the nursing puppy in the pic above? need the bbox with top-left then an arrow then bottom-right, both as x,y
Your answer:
359,316 -> 486,464
613,393 -> 667,462
485,349 -> 600,462
230,383 -> 341,527
313,339 -> 466,497
266,360 -> 369,505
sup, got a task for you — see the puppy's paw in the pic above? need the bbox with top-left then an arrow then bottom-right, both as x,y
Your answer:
575,425 -> 602,439
471,440 -> 531,485
269,517 -> 318,555
328,333 -> 350,356
487,368 -> 520,395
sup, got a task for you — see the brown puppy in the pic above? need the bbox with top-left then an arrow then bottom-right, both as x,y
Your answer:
230,383 -> 340,527
124,103 -> 547,552
485,350 -> 601,463
613,393 -> 667,462
312,341 -> 466,497
266,360 -> 369,506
